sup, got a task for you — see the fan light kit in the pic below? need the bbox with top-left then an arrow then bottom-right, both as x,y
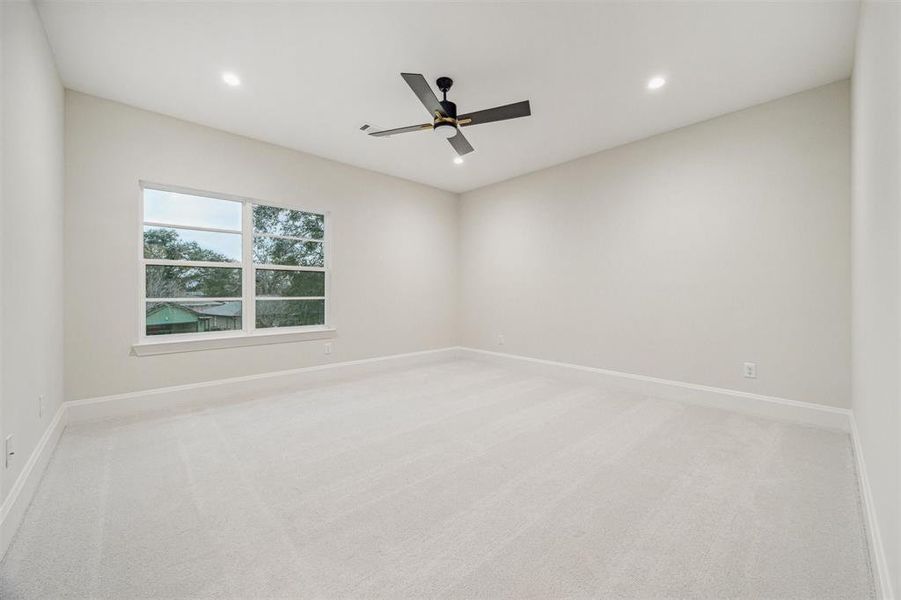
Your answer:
369,73 -> 532,158
434,121 -> 458,139
453,156 -> 464,165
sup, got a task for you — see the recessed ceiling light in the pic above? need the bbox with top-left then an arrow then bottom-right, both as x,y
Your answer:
222,72 -> 241,87
454,156 -> 464,165
647,76 -> 666,90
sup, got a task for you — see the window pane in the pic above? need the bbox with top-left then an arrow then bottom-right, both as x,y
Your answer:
143,188 -> 242,231
144,227 -> 241,262
256,269 -> 325,297
146,265 -> 241,298
253,205 -> 324,239
146,301 -> 242,336
253,237 -> 324,267
256,299 -> 324,328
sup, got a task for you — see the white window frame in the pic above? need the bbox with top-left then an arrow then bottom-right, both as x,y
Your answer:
133,181 -> 335,356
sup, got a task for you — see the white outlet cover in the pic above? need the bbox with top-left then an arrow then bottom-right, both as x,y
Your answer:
743,362 -> 757,378
4,435 -> 14,468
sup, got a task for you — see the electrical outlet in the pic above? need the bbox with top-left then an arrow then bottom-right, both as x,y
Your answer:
39,394 -> 45,418
497,334 -> 505,346
743,362 -> 757,379
4,435 -> 14,469
324,342 -> 332,355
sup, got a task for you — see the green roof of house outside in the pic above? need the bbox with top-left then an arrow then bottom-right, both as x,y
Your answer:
194,301 -> 241,317
146,304 -> 200,326
146,302 -> 242,326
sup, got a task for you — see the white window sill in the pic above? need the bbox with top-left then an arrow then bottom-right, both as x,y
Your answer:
132,327 -> 337,356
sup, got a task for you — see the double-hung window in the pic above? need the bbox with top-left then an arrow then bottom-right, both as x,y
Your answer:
140,184 -> 328,341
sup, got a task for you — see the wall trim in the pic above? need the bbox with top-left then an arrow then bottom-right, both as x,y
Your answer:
458,347 -> 852,431
0,403 -> 67,560
131,327 -> 338,356
66,346 -> 461,423
850,414 -> 894,600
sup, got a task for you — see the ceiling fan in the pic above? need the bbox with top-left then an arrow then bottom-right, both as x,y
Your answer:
368,73 -> 531,157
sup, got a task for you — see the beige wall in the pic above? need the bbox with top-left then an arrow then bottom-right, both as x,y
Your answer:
459,81 -> 851,408
63,84 -> 856,409
852,1 -> 901,595
1,1 -> 66,502
64,92 -> 458,400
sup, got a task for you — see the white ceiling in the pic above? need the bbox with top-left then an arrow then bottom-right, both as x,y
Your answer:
37,1 -> 859,193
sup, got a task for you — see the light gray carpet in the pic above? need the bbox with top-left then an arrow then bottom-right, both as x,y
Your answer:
0,359 -> 874,599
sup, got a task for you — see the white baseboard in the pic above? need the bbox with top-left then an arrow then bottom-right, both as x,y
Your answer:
850,414 -> 894,600
0,403 -> 67,560
458,347 -> 852,431
67,346 -> 461,423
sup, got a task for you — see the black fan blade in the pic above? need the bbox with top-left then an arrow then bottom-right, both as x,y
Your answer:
369,123 -> 432,137
459,100 -> 531,127
448,131 -> 474,156
401,73 -> 445,118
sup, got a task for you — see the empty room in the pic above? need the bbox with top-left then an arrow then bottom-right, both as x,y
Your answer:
1,1 -> 899,598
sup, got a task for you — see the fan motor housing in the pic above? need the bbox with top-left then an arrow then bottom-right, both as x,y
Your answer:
434,93 -> 458,137
439,99 -> 457,120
